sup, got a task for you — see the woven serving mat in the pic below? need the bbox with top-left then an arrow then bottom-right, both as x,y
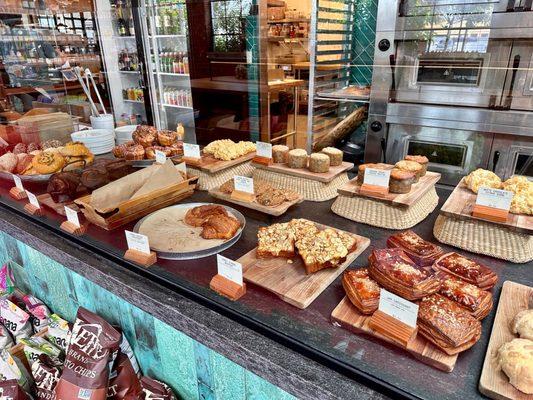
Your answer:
433,214 -> 533,263
188,162 -> 255,191
331,187 -> 439,229
252,169 -> 349,202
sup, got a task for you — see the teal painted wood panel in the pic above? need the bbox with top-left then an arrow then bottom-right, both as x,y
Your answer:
0,232 -> 296,400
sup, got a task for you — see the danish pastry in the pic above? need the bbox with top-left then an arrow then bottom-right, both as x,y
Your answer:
157,129 -> 178,146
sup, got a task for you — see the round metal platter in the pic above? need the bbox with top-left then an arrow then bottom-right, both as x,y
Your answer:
133,202 -> 246,260
0,171 -> 52,182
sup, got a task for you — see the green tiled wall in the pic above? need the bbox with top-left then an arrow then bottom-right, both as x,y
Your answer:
0,230 -> 296,400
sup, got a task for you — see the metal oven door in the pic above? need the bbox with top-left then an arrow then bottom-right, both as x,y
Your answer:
500,41 -> 533,111
385,124 -> 494,185
394,41 -> 512,108
491,135 -> 533,179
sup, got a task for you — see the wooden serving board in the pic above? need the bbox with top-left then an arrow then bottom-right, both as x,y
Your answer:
331,297 -> 458,372
440,178 -> 533,234
38,193 -> 79,216
479,281 -> 533,400
208,187 -> 303,216
187,152 -> 256,173
238,226 -> 370,309
337,171 -> 441,207
253,161 -> 354,183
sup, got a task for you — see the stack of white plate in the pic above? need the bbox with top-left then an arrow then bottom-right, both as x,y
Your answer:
115,125 -> 137,145
71,129 -> 115,155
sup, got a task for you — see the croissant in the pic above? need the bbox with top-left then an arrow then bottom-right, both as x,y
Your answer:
200,214 -> 241,240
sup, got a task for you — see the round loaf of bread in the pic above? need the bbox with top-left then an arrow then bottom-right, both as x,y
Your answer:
272,144 -> 289,164
321,147 -> 343,166
405,155 -> 429,175
389,168 -> 416,194
395,160 -> 423,183
288,149 -> 308,169
309,153 -> 330,173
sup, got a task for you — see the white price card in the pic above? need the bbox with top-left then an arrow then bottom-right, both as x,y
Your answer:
216,254 -> 243,286
125,230 -> 151,255
64,206 -> 80,228
256,141 -> 272,158
183,143 -> 201,159
363,168 -> 391,187
12,174 -> 24,191
378,289 -> 419,328
26,191 -> 40,209
175,162 -> 187,174
475,187 -> 513,211
155,150 -> 167,164
234,175 -> 254,194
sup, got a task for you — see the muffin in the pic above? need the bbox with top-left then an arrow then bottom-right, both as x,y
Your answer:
389,168 -> 416,194
357,163 -> 389,184
405,155 -> 429,176
272,145 -> 289,164
320,147 -> 343,166
395,160 -> 423,183
309,153 -> 330,173
288,149 -> 308,169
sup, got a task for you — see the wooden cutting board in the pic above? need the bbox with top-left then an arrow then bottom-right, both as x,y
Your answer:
253,161 -> 354,183
208,187 -> 303,216
440,178 -> 533,234
239,226 -> 370,309
337,171 -> 441,207
187,152 -> 256,173
331,297 -> 458,372
479,281 -> 533,400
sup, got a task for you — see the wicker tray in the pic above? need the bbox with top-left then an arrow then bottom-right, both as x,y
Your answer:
188,161 -> 255,191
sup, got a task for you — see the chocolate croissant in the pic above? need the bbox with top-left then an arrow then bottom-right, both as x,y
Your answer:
47,172 -> 81,203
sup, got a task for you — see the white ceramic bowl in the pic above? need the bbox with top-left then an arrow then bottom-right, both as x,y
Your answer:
71,129 -> 115,143
114,125 -> 137,139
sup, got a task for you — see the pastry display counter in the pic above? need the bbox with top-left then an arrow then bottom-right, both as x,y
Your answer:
0,176 -> 530,400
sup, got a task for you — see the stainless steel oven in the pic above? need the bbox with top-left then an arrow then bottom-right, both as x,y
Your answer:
491,135 -> 533,179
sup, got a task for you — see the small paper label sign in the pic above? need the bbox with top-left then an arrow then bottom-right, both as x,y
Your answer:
183,143 -> 201,159
234,175 -> 254,194
26,191 -> 40,209
378,289 -> 419,328
155,150 -> 167,164
476,187 -> 513,211
216,254 -> 243,286
64,206 -> 80,228
12,174 -> 23,191
256,142 -> 272,158
125,230 -> 151,255
363,168 -> 391,187
175,162 -> 187,174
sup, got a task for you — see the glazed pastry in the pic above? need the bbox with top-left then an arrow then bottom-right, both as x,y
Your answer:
433,252 -> 498,290
60,142 -> 91,157
309,153 -> 330,173
31,152 -> 66,174
513,310 -> 533,340
0,153 -> 18,173
132,125 -> 157,148
157,129 -> 178,146
287,149 -> 308,169
387,230 -> 443,266
418,294 -> 482,355
41,139 -> 63,150
145,146 -> 172,160
184,205 -> 228,227
27,142 -> 40,153
395,160 -> 423,182
357,163 -> 390,184
272,145 -> 289,163
405,155 -> 429,175
438,275 -> 493,320
368,248 -> 441,301
124,144 -> 145,161
112,142 -> 133,159
257,222 -> 296,258
12,143 -> 27,154
320,147 -> 343,166
200,214 -> 241,240
389,168 -> 416,194
502,175 -> 533,215
166,142 -> 183,157
15,154 -> 33,175
342,269 -> 380,315
464,168 -> 501,193
497,338 -> 533,394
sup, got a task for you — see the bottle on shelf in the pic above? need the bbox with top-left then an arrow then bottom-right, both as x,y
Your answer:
176,122 -> 185,140
116,5 -> 129,36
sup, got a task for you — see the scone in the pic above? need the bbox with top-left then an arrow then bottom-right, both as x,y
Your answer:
497,338 -> 533,394
513,310 -> 533,340
502,176 -> 533,215
464,168 -> 501,193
